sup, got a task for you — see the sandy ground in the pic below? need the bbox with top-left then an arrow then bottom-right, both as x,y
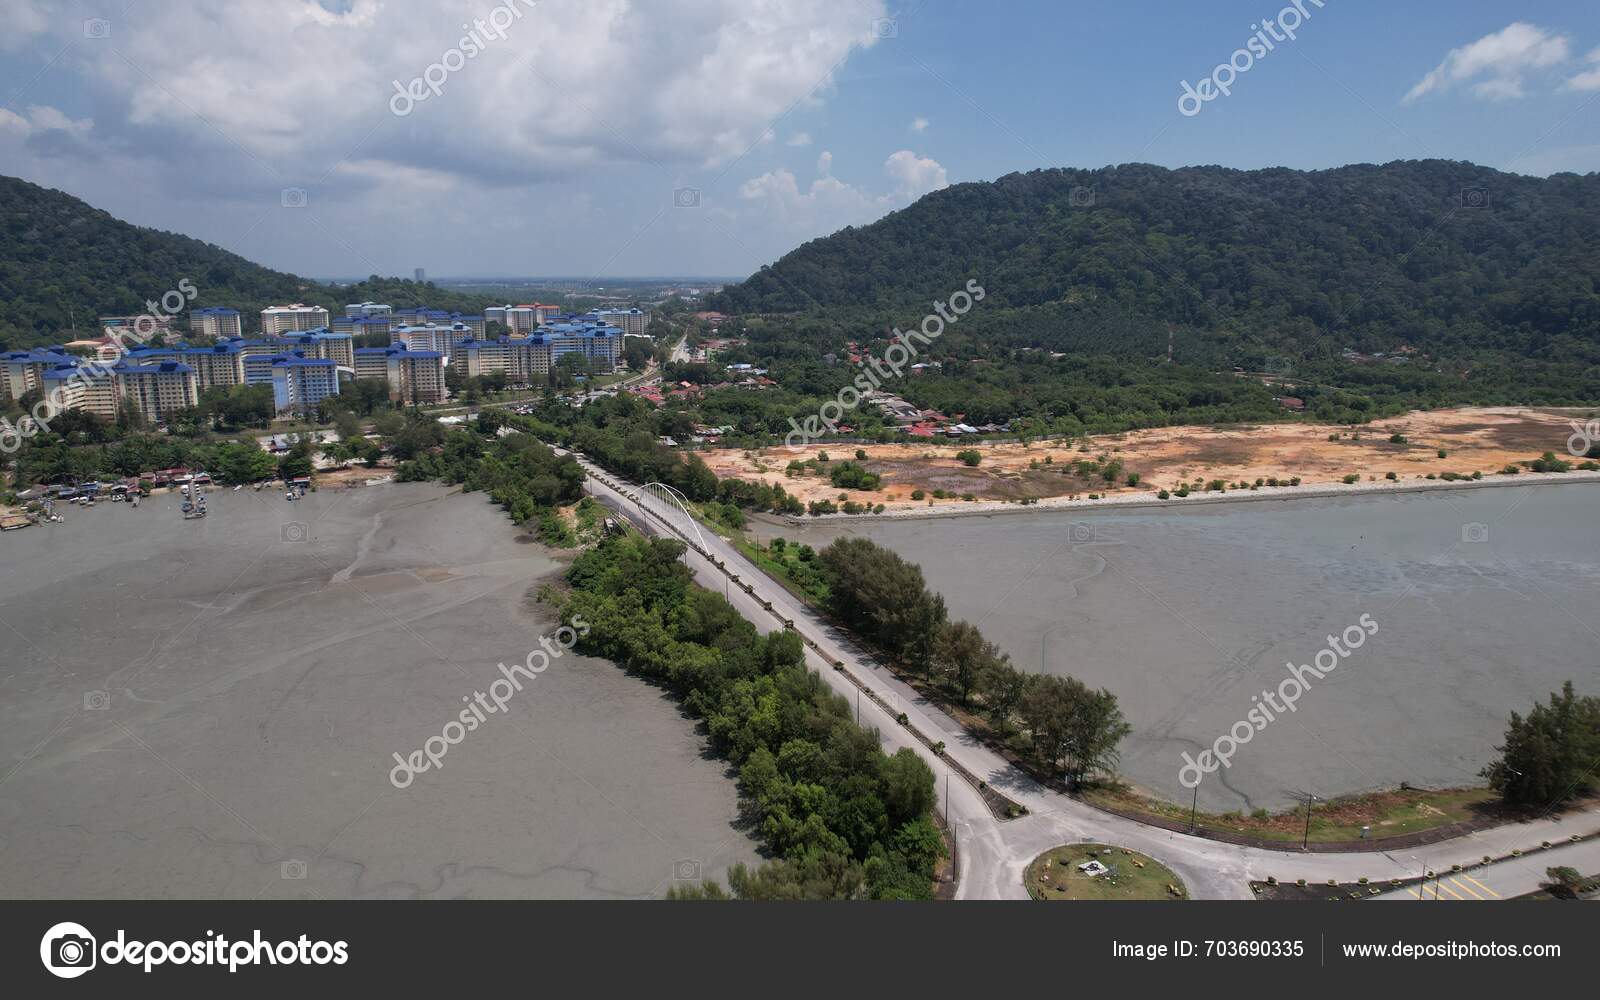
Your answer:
771,481 -> 1600,814
0,483 -> 756,898
704,407 -> 1598,510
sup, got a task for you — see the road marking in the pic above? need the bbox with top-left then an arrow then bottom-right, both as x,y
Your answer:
1446,877 -> 1486,900
1431,879 -> 1467,900
1460,873 -> 1501,899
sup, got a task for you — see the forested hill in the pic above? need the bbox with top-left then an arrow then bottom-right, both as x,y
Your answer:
708,160 -> 1600,364
0,175 -> 499,349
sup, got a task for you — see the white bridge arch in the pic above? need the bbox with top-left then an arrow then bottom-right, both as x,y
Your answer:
639,482 -> 708,553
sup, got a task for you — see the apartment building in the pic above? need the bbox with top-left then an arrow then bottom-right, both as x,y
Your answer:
191,306 -> 243,340
345,301 -> 393,318
113,362 -> 201,422
595,307 -> 650,336
270,356 -> 341,414
178,342 -> 248,388
260,304 -> 332,335
41,364 -> 120,421
277,328 -> 355,368
2,348 -> 78,402
449,337 -> 514,379
353,347 -> 446,404
391,323 -> 474,353
531,320 -> 623,372
332,314 -> 393,338
486,304 -> 538,334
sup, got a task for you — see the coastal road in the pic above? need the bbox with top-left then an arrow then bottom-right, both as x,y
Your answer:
1371,836 -> 1600,901
568,454 -> 1600,900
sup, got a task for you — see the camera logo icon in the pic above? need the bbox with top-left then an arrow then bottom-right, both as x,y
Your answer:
281,521 -> 309,543
84,690 -> 110,711
41,921 -> 97,978
672,858 -> 701,881
1460,186 -> 1489,209
1461,522 -> 1489,544
872,17 -> 898,39
83,18 -> 111,38
1068,521 -> 1095,543
281,187 -> 308,208
673,187 -> 700,208
281,859 -> 308,879
1068,186 -> 1096,208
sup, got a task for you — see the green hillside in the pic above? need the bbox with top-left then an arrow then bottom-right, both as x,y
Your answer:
0,175 -> 500,349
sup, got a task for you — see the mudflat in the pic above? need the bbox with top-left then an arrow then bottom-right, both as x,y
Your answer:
0,483 -> 755,898
778,481 -> 1600,813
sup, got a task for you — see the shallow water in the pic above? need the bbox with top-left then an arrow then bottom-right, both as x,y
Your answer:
776,482 -> 1600,811
0,484 -> 756,897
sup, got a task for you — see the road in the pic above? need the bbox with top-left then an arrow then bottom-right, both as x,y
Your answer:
568,455 -> 1600,900
1372,836 -> 1600,901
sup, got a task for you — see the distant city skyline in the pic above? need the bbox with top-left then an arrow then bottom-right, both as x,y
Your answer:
2,1 -> 1598,280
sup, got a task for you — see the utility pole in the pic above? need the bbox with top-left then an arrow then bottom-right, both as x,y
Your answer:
1189,781 -> 1200,833
1302,792 -> 1318,849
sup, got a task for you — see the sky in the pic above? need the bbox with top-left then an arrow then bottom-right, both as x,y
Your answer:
2,0 -> 1598,281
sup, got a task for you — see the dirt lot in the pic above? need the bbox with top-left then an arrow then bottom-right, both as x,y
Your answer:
701,407 -> 1597,509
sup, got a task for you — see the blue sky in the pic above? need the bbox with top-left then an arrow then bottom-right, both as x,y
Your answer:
1,0 -> 1597,280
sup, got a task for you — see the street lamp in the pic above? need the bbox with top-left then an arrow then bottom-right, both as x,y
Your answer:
1302,792 -> 1322,849
1189,780 -> 1200,833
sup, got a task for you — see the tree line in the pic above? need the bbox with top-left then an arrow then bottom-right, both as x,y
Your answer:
561,534 -> 944,899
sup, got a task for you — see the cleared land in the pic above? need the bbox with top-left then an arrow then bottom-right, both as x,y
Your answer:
702,407 -> 1596,510
0,483 -> 756,898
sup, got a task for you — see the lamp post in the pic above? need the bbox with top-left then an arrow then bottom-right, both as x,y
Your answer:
1190,780 -> 1200,833
1302,792 -> 1321,849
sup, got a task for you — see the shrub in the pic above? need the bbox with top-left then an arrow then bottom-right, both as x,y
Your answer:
955,449 -> 982,467
910,489 -> 925,500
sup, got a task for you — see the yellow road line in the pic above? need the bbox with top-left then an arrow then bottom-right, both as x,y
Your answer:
1460,874 -> 1501,899
1446,877 -> 1486,900
1431,880 -> 1467,900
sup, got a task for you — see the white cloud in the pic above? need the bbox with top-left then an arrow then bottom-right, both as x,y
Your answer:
738,148 -> 947,236
1565,46 -> 1600,91
910,116 -> 929,132
786,131 -> 813,146
1404,23 -> 1571,102
15,0 -> 886,189
883,149 -> 948,196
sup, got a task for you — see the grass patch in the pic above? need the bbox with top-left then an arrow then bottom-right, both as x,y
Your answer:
1082,784 -> 1499,844
1026,844 -> 1186,900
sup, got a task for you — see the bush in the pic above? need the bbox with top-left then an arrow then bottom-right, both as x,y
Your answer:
955,449 -> 981,467
910,489 -> 925,500
1389,433 -> 1408,444
1342,473 -> 1359,484
1385,471 -> 1397,480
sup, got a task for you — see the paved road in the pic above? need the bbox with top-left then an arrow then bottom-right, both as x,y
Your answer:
1372,837 -> 1600,901
568,456 -> 1600,900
